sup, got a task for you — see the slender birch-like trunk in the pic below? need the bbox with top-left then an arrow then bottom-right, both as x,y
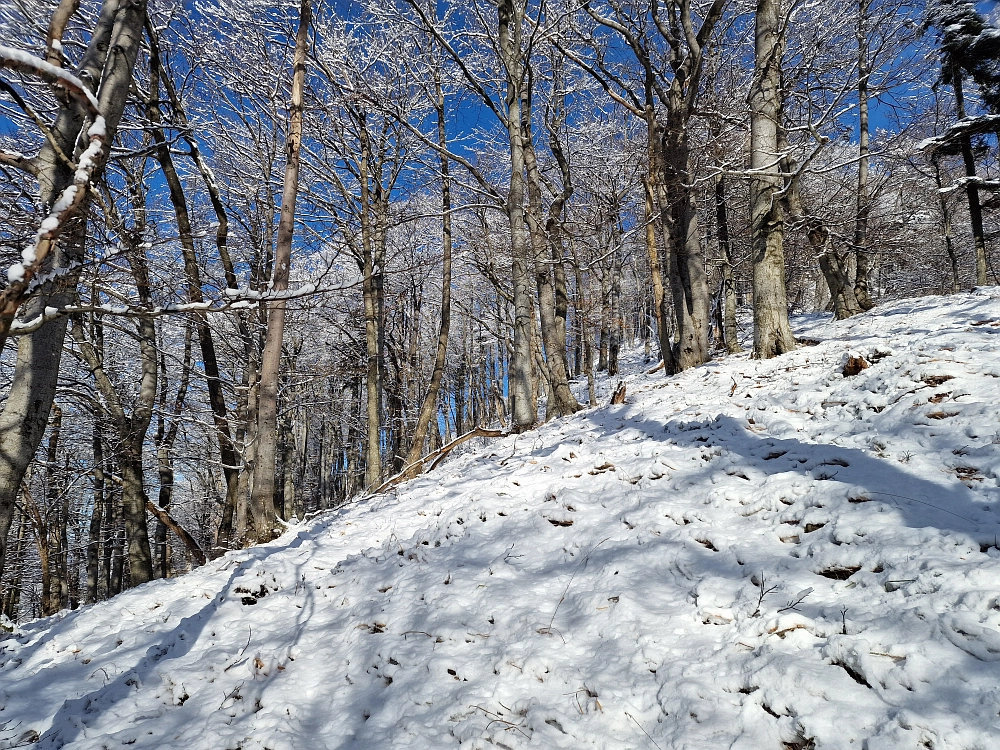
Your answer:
249,0 -> 310,542
404,64 -> 453,477
853,0 -> 875,309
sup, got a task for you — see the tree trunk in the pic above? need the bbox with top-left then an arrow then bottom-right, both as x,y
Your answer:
749,0 -> 797,358
358,129 -> 385,489
810,219 -> 863,319
249,0 -> 310,542
853,0 -> 875,309
933,157 -> 961,293
715,173 -> 743,353
87,419 -> 104,602
146,34 -> 241,542
522,88 -> 580,418
499,0 -> 537,430
153,322 -> 189,578
598,273 -> 610,373
643,155 -> 673,370
952,64 -> 989,286
1,511 -> 25,619
659,124 -> 710,371
42,409 -> 62,616
0,0 -> 149,583
70,245 -> 159,588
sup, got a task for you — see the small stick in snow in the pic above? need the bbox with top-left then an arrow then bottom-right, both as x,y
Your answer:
538,537 -> 611,639
751,572 -> 779,617
625,711 -> 663,750
224,627 -> 253,672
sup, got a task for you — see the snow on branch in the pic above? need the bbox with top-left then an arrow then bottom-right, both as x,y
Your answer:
8,282 -> 346,336
3,116 -> 105,281
938,175 -> 1000,193
918,114 -> 1000,155
0,45 -> 100,113
0,45 -> 107,347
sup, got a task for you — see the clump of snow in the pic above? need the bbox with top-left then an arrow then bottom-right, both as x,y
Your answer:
2,290 -> 1000,749
6,263 -> 25,283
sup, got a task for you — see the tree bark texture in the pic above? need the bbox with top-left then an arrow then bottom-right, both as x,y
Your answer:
522,95 -> 580,418
951,65 -> 989,286
499,0 -> 538,430
749,0 -> 796,358
715,173 -> 742,353
403,65 -> 453,479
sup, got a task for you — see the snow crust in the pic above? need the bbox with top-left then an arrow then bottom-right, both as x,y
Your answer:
2,291 -> 1000,749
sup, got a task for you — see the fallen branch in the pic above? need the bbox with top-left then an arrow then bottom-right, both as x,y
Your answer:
369,426 -> 507,496
144,500 -> 206,566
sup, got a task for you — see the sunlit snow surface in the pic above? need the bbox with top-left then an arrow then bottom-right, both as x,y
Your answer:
3,290 -> 1000,750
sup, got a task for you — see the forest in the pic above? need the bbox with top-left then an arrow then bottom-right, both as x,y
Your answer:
0,0 -> 997,622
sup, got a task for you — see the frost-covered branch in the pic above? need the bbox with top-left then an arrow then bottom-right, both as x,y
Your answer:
938,175 -> 1000,193
8,281 -> 353,336
0,45 -> 107,347
918,115 -> 1000,154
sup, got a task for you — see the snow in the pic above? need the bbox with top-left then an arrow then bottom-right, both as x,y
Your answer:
3,290 -> 1000,749
0,45 -> 100,111
4,119 -> 104,286
6,264 -> 25,284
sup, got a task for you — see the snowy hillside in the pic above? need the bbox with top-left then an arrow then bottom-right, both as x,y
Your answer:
3,290 -> 1000,750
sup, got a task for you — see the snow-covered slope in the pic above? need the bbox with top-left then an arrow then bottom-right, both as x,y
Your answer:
3,290 -> 1000,750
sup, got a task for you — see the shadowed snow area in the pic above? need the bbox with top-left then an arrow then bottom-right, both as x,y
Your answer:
3,290 -> 1000,750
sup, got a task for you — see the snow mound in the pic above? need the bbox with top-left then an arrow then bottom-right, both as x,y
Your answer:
3,290 -> 1000,750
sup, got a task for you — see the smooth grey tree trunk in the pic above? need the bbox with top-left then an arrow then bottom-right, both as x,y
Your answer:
659,126 -> 711,371
86,419 -> 104,602
499,0 -> 538,430
522,104 -> 580,418
951,65 -> 989,286
749,0 -> 796,358
810,219 -> 863,320
404,64 -> 454,477
715,173 -> 742,353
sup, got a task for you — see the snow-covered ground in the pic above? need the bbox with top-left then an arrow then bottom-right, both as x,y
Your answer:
3,290 -> 1000,750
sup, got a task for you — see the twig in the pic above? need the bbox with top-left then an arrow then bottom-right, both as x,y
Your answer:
625,711 -> 663,750
538,537 -> 611,637
473,705 -> 531,739
778,587 -> 813,613
224,627 -> 252,672
751,573 -> 779,617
